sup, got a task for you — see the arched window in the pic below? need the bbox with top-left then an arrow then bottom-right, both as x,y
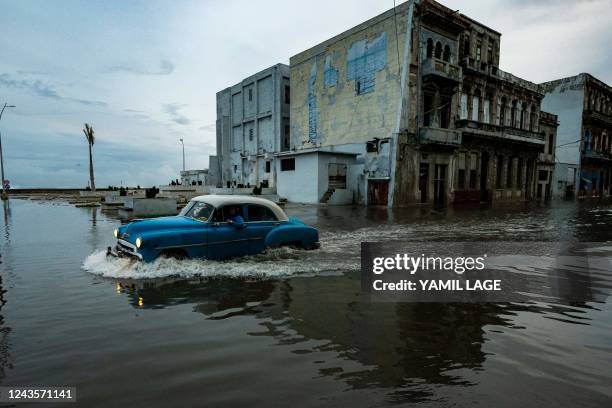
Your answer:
529,105 -> 536,132
511,100 -> 518,128
426,38 -> 433,59
472,89 -> 481,122
434,41 -> 442,59
443,45 -> 451,62
499,96 -> 507,126
520,102 -> 528,129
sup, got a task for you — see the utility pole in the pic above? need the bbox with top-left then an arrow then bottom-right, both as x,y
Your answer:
179,138 -> 185,171
0,103 -> 16,200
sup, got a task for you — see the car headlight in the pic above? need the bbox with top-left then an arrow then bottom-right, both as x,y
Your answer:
113,229 -> 118,238
136,237 -> 142,248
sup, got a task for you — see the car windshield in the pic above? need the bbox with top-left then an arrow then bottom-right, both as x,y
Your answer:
183,201 -> 214,221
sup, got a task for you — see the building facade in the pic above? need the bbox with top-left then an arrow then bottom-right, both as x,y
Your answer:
540,73 -> 612,199
215,63 -> 291,189
289,0 -> 556,207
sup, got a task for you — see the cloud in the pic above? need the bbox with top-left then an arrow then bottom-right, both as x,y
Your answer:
0,73 -> 106,107
199,123 -> 216,132
162,103 -> 190,125
109,59 -> 175,76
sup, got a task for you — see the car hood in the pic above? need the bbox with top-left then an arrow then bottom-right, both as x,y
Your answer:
119,216 -> 202,239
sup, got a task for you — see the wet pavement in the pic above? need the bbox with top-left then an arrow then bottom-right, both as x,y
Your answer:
0,198 -> 611,407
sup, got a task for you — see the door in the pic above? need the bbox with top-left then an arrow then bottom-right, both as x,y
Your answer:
245,204 -> 280,253
368,180 -> 388,206
207,205 -> 250,259
419,163 -> 429,203
328,163 -> 347,189
434,164 -> 447,207
480,152 -> 489,202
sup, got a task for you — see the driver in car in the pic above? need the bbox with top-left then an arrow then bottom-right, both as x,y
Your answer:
226,206 -> 244,225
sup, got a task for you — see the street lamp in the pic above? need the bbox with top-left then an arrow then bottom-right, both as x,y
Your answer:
179,138 -> 185,172
0,103 -> 16,200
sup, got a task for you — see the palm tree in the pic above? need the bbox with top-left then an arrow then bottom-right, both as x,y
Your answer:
83,123 -> 96,191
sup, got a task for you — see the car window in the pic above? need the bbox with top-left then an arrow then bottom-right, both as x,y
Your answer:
178,201 -> 195,216
185,202 -> 214,221
211,205 -> 244,223
247,205 -> 278,222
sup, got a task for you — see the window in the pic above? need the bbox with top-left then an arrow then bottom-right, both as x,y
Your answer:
355,80 -> 362,95
487,41 -> 494,63
499,97 -> 507,126
185,202 -> 214,221
211,205 -> 244,223
496,155 -> 503,189
460,93 -> 468,119
548,134 -> 554,154
283,124 -> 290,150
284,85 -> 290,104
476,41 -> 482,62
463,39 -> 470,58
281,158 -> 295,171
249,128 -> 254,141
471,92 -> 480,121
458,169 -> 466,190
443,45 -> 451,62
426,38 -> 433,58
538,170 -> 549,182
483,98 -> 491,124
469,169 -> 477,189
247,205 -> 277,222
248,88 -> 253,101
423,92 -> 434,126
434,41 -> 442,59
265,161 -> 271,173
507,158 -> 513,188
517,158 -> 524,187
233,165 -> 238,172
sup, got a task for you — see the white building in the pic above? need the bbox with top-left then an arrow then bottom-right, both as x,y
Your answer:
214,63 -> 290,190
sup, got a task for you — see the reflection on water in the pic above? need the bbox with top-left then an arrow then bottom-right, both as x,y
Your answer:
1,198 -> 612,407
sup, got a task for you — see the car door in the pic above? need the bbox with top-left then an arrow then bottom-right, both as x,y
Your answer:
245,204 -> 279,254
206,205 -> 250,259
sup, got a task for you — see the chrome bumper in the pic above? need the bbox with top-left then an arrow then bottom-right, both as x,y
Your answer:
107,239 -> 143,260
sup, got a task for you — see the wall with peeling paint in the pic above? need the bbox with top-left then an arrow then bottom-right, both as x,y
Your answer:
289,2 -> 411,204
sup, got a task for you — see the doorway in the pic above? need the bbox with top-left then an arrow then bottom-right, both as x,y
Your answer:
433,164 -> 447,207
480,152 -> 489,202
419,163 -> 429,203
368,180 -> 388,206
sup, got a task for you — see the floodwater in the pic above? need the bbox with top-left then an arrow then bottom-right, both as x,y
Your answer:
0,198 -> 611,407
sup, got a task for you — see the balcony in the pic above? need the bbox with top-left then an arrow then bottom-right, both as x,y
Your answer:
456,119 -> 545,145
538,152 -> 555,164
583,109 -> 612,127
421,58 -> 462,84
582,149 -> 612,162
460,58 -> 541,94
419,127 -> 462,146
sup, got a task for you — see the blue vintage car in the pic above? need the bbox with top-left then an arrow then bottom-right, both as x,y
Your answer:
107,195 -> 319,262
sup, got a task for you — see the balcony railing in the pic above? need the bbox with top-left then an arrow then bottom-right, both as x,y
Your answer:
421,58 -> 462,83
538,152 -> 555,164
583,109 -> 612,127
419,127 -> 462,146
456,119 -> 545,144
460,57 -> 541,94
582,150 -> 612,161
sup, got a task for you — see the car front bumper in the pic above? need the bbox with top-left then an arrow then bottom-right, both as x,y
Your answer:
107,239 -> 143,260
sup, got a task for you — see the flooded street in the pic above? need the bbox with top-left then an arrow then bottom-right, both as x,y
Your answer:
1,198 -> 611,407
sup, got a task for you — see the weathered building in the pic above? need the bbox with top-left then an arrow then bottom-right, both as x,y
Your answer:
540,73 -> 612,198
214,63 -> 290,189
289,0 -> 556,206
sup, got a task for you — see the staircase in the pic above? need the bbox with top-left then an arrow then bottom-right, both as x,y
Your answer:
320,188 -> 335,203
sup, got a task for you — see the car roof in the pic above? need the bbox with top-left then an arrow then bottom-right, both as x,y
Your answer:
191,195 -> 288,221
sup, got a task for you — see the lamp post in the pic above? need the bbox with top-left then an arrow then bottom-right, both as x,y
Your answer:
179,138 -> 185,172
0,103 -> 16,200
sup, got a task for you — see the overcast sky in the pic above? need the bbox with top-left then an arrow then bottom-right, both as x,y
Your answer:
0,0 -> 610,188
